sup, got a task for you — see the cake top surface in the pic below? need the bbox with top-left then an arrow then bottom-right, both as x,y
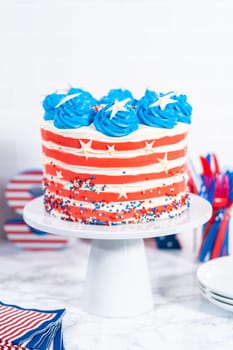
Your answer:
42,88 -> 192,137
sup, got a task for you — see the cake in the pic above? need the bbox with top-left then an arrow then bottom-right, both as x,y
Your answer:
41,88 -> 192,225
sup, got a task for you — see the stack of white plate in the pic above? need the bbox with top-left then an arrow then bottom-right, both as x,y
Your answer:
197,256 -> 233,312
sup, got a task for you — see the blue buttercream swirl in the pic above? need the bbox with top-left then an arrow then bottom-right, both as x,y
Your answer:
42,93 -> 66,120
42,88 -> 192,135
42,88 -> 98,129
54,91 -> 98,129
172,93 -> 192,124
99,89 -> 136,106
94,99 -> 139,137
137,90 -> 179,129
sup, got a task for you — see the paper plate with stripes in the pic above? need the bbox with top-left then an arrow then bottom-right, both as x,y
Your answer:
4,218 -> 69,251
5,169 -> 44,215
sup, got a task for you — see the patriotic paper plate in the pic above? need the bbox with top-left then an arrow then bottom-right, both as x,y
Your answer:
4,218 -> 69,251
5,169 -> 44,215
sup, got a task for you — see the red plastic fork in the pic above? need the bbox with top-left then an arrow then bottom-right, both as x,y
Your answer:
213,173 -> 229,209
198,173 -> 229,260
210,174 -> 230,259
212,152 -> 220,175
199,155 -> 213,178
211,205 -> 232,259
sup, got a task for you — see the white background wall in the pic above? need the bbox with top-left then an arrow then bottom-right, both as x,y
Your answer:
0,0 -> 232,237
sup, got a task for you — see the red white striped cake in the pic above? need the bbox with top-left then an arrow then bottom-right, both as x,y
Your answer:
41,88 -> 192,225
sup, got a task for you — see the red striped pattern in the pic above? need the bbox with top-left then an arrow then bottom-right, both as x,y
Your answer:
44,194 -> 189,224
4,220 -> 68,250
41,128 -> 188,151
42,144 -> 186,168
44,178 -> 186,203
44,163 -> 185,184
0,339 -> 29,350
41,124 -> 189,224
0,304 -> 54,344
5,170 -> 43,215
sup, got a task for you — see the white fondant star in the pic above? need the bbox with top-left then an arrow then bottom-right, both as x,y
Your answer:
144,141 -> 155,154
158,153 -> 169,174
150,93 -> 177,110
55,92 -> 81,108
106,98 -> 130,120
56,170 -> 63,180
118,187 -> 128,199
79,140 -> 93,159
107,144 -> 116,156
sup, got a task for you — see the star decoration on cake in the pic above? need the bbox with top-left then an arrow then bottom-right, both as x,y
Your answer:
144,141 -> 155,154
55,92 -> 81,108
157,153 -> 169,174
79,140 -> 93,159
56,171 -> 63,180
106,98 -> 130,120
149,93 -> 177,110
118,187 -> 128,199
107,145 -> 116,156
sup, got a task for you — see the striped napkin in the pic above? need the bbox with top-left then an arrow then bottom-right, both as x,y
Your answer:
0,301 -> 66,350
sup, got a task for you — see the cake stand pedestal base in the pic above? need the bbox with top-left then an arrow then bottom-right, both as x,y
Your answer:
83,239 -> 153,317
23,194 -> 212,318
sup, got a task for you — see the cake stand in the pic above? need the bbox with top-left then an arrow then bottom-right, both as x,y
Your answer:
23,194 -> 212,318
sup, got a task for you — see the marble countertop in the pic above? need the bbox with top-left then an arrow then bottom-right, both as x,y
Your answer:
0,235 -> 233,350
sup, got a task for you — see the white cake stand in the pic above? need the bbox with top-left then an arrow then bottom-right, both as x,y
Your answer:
23,194 -> 212,318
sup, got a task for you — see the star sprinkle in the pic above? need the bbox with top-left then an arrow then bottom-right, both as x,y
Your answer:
118,187 -> 128,199
107,144 -> 116,156
144,141 -> 155,154
158,153 -> 169,173
56,170 -> 63,180
79,140 -> 93,159
55,92 -> 81,108
106,98 -> 130,120
149,93 -> 177,110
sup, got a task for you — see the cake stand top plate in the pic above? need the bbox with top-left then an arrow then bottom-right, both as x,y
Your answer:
23,194 -> 212,240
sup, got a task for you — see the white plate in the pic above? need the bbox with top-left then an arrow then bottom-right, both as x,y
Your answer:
200,288 -> 233,313
198,282 -> 233,305
197,256 -> 233,299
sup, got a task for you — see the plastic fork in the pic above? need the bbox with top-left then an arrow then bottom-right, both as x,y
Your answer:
198,173 -> 229,262
210,174 -> 230,259
212,152 -> 220,175
212,171 -> 233,258
198,212 -> 222,262
202,173 -> 229,233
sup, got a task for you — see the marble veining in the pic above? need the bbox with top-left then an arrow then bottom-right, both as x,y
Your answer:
0,235 -> 233,350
